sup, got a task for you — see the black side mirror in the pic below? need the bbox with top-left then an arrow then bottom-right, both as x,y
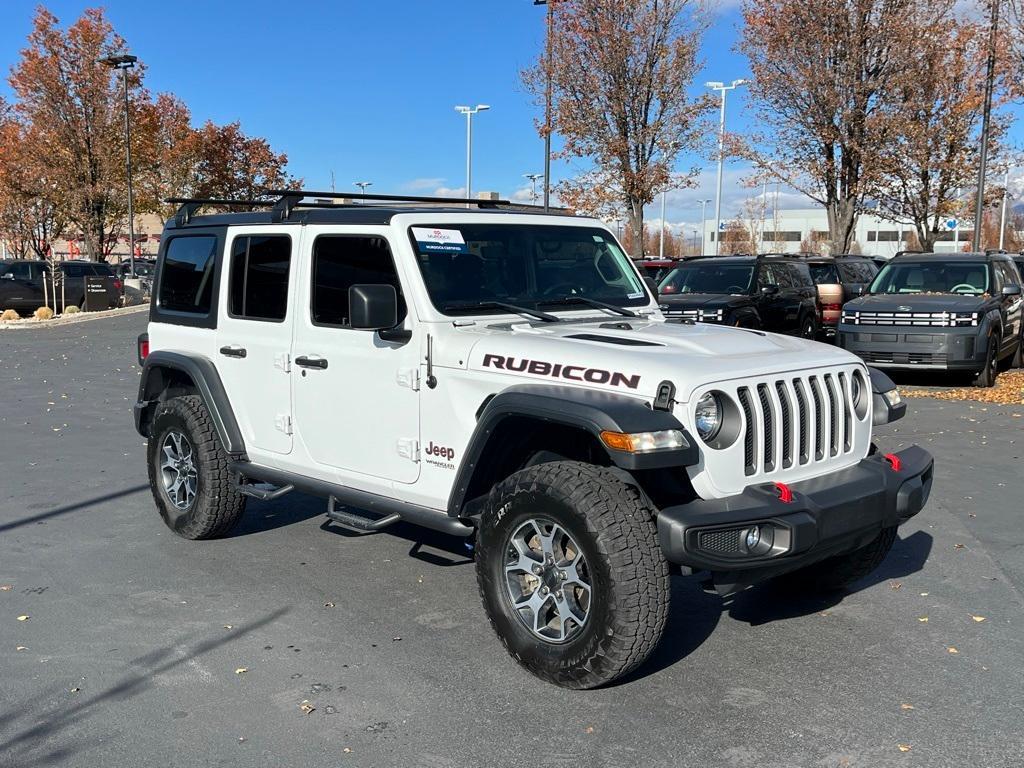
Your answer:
760,284 -> 779,296
642,276 -> 659,299
349,284 -> 398,330
1002,284 -> 1022,297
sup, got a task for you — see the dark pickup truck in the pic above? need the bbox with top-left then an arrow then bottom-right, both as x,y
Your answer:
0,260 -> 121,314
838,251 -> 1023,386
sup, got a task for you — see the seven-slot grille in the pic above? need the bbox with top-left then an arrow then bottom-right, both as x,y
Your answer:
734,370 -> 856,477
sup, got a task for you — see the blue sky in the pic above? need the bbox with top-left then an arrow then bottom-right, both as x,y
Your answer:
1,1 -> 1016,233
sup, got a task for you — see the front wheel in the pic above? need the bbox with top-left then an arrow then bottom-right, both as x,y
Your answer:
475,461 -> 670,689
974,332 -> 999,388
147,395 -> 246,539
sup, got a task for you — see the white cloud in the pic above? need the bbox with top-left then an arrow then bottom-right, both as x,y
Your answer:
402,177 -> 447,191
433,186 -> 467,198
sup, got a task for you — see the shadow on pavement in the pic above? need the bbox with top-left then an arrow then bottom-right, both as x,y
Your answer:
0,607 -> 290,768
227,492 -> 327,536
0,484 -> 150,534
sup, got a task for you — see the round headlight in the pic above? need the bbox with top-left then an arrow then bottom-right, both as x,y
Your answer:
694,393 -> 723,441
851,372 -> 863,407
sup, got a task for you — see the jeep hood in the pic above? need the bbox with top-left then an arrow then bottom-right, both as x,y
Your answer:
456,315 -> 862,401
847,293 -> 988,312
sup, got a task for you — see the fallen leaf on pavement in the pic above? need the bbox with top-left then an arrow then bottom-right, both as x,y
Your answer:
16,615 -> 29,622
971,615 -> 986,623
343,747 -> 352,754
897,744 -> 912,753
16,646 -> 27,651
324,602 -> 335,608
584,726 -> 595,733
947,646 -> 959,654
235,667 -> 248,675
223,625 -> 233,630
900,703 -> 914,710
70,687 -> 80,693
300,700 -> 316,715
890,581 -> 902,591
953,543 -> 965,549
918,617 -> 928,623
0,585 -> 12,591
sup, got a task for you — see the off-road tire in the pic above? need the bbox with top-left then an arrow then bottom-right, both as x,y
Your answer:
475,461 -> 670,689
781,526 -> 897,592
147,395 -> 246,539
1013,335 -> 1024,369
974,332 -> 999,388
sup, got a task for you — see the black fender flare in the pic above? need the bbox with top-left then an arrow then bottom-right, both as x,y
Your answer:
134,350 -> 246,458
446,383 -> 698,516
868,367 -> 906,425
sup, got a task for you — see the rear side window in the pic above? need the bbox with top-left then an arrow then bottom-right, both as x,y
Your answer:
91,264 -> 114,277
807,263 -> 840,285
159,236 -> 218,314
837,261 -> 877,283
784,263 -> 814,287
63,263 -> 88,278
229,235 -> 292,321
311,235 -> 406,327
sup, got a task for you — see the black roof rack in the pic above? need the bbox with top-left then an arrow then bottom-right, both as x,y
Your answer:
166,189 -> 516,228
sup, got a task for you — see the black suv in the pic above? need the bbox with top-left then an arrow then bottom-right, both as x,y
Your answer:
839,252 -> 1023,386
657,254 -> 820,337
0,260 -> 121,313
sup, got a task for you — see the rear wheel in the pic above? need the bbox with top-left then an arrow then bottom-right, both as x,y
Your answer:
800,314 -> 817,339
147,395 -> 246,539
475,461 -> 669,689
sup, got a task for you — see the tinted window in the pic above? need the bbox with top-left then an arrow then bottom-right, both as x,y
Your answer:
229,235 -> 292,321
995,261 -> 1017,288
311,236 -> 406,327
870,261 -> 990,295
784,263 -> 814,288
756,263 -> 777,289
659,263 -> 753,294
2,263 -> 32,279
807,262 -> 840,285
837,260 -> 877,283
63,263 -> 88,278
91,264 -> 114,277
159,236 -> 218,314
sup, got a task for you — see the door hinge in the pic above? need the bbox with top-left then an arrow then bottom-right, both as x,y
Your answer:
397,438 -> 420,462
275,353 -> 292,373
275,414 -> 293,435
396,367 -> 420,391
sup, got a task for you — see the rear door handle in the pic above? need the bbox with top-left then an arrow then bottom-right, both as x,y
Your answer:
219,345 -> 247,358
295,355 -> 328,370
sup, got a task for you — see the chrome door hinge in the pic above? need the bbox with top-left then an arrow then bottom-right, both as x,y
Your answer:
275,414 -> 293,435
397,367 -> 420,391
397,438 -> 420,462
275,353 -> 292,373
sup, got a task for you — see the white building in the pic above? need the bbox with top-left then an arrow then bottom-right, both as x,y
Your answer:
702,207 -> 974,258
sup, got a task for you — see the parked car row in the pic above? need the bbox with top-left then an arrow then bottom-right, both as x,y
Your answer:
645,250 -> 1024,387
0,259 -> 122,313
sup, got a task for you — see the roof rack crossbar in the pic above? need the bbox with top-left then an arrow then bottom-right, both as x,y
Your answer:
166,197 -> 275,227
261,189 -> 512,209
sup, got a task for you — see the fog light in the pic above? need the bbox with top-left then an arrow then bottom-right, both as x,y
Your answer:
745,526 -> 761,551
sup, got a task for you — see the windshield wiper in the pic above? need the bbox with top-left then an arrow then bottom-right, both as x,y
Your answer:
443,301 -> 560,322
538,296 -> 639,318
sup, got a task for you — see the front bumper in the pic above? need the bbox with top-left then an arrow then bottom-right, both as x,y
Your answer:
656,446 -> 933,591
838,325 -> 984,370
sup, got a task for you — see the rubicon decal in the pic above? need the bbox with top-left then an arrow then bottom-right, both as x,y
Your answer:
482,354 -> 641,390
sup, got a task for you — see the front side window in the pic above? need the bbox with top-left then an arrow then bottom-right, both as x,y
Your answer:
409,225 -> 647,315
660,263 -> 754,295
311,235 -> 407,327
159,236 -> 218,314
229,235 -> 292,321
870,261 -> 991,296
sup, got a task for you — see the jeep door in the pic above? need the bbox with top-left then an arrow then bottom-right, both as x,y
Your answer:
216,230 -> 296,455
290,229 -> 420,484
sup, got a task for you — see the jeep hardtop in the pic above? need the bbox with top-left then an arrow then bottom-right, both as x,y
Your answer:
134,190 -> 934,688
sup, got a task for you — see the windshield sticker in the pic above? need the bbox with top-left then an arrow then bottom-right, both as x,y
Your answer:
411,227 -> 469,254
627,290 -> 645,299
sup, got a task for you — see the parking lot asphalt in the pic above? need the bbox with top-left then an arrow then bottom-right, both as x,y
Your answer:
2,313 -> 1023,768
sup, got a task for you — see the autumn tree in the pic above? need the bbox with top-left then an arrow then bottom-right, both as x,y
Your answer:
740,0 -> 950,253
0,117 -> 66,259
187,121 -> 298,201
524,0 -> 711,256
874,13 -> 1011,251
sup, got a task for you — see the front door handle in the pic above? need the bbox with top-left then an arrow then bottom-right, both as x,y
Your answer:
295,355 -> 328,370
219,345 -> 247,358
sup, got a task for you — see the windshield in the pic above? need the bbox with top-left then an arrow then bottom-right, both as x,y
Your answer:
409,224 -> 649,316
807,263 -> 840,285
658,263 -> 753,295
869,261 -> 990,296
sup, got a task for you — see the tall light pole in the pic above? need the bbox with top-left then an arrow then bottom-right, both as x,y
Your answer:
534,0 -> 554,211
100,53 -> 138,278
524,173 -> 544,205
707,79 -> 747,255
659,183 -> 670,258
354,181 -> 372,202
999,169 -> 1010,250
698,199 -> 712,255
973,0 -> 1000,252
455,104 -> 489,207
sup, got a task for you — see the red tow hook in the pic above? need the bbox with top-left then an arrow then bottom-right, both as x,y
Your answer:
884,453 -> 902,472
773,481 -> 794,504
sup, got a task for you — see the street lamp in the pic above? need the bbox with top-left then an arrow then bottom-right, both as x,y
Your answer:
707,79 -> 747,255
100,53 -> 138,278
524,173 -> 544,205
354,181 -> 372,201
454,104 -> 490,207
698,199 -> 712,255
973,0 -> 1000,251
534,0 -> 554,211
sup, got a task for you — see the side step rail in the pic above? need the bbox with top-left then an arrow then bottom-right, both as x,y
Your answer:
236,476 -> 294,501
326,496 -> 401,533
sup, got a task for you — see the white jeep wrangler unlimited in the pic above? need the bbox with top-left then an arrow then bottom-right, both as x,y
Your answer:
134,191 -> 933,689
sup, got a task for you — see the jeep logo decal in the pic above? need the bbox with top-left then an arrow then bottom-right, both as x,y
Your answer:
482,354 -> 641,390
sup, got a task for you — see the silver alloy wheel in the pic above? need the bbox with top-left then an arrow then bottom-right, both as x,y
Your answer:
160,429 -> 198,511
503,518 -> 592,643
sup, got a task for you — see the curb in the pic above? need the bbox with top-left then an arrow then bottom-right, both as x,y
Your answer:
0,303 -> 149,330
